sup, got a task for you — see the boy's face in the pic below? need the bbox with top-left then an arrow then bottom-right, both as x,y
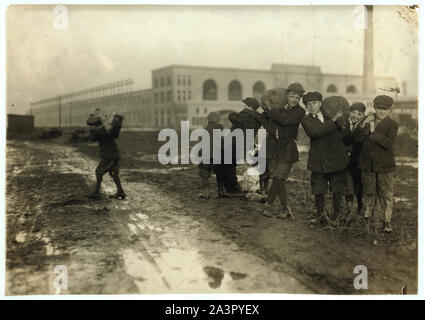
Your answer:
349,110 -> 365,124
374,107 -> 390,120
306,100 -> 322,114
288,91 -> 301,107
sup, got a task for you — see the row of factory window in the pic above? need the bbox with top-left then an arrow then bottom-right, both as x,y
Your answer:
154,109 -> 171,127
202,79 -> 266,101
327,84 -> 357,94
192,117 -> 208,126
153,74 -> 192,88
202,80 -> 359,101
153,90 -> 192,103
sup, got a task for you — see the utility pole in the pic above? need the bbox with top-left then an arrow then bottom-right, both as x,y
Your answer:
363,5 -> 375,95
69,102 -> 72,127
58,95 -> 62,128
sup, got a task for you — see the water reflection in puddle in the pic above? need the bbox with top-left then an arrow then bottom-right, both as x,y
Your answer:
396,157 -> 418,169
394,196 -> 410,202
15,232 -> 26,243
42,237 -> 59,256
124,167 -> 191,175
123,248 -> 235,293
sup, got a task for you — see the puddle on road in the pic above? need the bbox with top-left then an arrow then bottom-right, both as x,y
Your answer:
123,167 -> 191,175
123,248 -> 235,293
42,237 -> 60,256
129,214 -> 164,233
396,157 -> 418,169
15,232 -> 27,243
394,196 -> 410,202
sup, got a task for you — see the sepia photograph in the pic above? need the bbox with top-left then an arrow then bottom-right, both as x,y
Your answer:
4,3 -> 419,296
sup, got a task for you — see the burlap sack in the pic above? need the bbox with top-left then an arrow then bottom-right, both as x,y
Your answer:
321,96 -> 350,120
260,87 -> 288,109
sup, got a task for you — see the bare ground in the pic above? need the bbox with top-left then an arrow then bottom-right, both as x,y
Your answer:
5,131 -> 418,295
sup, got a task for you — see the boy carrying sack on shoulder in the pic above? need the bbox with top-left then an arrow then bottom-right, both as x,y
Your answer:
358,95 -> 398,245
301,92 -> 350,225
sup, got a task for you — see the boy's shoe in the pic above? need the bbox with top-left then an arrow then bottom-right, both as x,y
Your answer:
217,187 -> 225,198
88,192 -> 102,200
384,221 -> 393,233
199,191 -> 210,199
109,192 -> 126,200
262,203 -> 274,218
277,206 -> 295,221
310,215 -> 327,226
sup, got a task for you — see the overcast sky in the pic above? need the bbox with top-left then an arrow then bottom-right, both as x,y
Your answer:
6,5 -> 418,114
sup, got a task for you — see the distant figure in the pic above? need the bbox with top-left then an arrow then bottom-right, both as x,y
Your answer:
198,112 -> 225,199
87,109 -> 125,200
358,95 -> 399,244
228,97 -> 263,137
220,98 -> 264,197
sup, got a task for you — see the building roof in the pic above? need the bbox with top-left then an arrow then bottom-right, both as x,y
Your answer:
152,64 -> 271,74
153,63 -> 395,81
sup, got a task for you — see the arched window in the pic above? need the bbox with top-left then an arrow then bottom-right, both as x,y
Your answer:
228,80 -> 242,101
327,84 -> 337,93
347,85 -> 357,94
203,79 -> 218,100
253,81 -> 266,95
253,81 -> 266,100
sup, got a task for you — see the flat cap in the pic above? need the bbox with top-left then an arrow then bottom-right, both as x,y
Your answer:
350,102 -> 366,113
303,91 -> 323,104
287,82 -> 305,96
207,111 -> 221,123
373,95 -> 393,109
242,97 -> 260,110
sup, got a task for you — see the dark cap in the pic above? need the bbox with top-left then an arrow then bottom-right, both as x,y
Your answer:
287,83 -> 305,96
242,97 -> 260,110
373,95 -> 393,109
350,102 -> 366,113
207,111 -> 221,123
303,91 -> 323,104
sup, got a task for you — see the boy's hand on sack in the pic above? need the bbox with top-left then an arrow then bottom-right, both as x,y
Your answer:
332,111 -> 343,122
261,100 -> 271,113
335,118 -> 348,130
362,113 -> 375,132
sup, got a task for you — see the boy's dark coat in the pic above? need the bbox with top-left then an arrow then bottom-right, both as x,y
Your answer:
301,114 -> 349,174
261,104 -> 306,162
89,126 -> 121,160
358,116 -> 399,173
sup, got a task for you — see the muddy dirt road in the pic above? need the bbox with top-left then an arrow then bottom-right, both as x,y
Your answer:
6,134 -> 417,295
6,139 -> 311,294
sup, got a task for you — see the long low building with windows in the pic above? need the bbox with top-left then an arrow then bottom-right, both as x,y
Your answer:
30,63 -> 402,129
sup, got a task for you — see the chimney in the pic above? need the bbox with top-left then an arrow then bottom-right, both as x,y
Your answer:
363,5 -> 375,95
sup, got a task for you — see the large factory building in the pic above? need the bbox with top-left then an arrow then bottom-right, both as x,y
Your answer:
30,63 -> 399,130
